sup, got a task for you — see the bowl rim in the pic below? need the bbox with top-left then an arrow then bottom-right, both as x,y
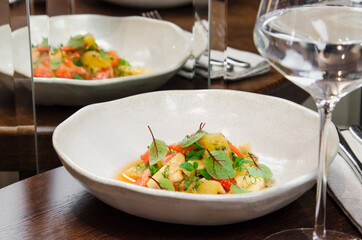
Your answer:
53,89 -> 334,202
12,15 -> 191,85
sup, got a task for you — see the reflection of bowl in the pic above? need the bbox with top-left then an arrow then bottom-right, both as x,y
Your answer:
12,15 -> 191,106
53,89 -> 339,225
103,0 -> 192,8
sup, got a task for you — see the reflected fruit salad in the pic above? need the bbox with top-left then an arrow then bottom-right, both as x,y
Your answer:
32,33 -> 151,80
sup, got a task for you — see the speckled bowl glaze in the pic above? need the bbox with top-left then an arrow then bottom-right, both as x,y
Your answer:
52,89 -> 339,225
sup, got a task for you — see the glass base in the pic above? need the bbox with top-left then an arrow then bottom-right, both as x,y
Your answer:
264,228 -> 360,240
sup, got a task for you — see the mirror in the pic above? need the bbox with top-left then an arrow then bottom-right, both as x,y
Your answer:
26,0 -> 210,173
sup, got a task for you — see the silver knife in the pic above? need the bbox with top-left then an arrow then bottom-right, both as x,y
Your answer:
337,130 -> 362,184
349,125 -> 362,145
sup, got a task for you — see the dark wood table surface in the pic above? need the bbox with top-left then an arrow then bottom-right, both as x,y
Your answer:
0,166 -> 360,239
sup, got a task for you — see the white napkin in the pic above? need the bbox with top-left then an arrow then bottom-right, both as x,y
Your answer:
327,130 -> 362,233
179,47 -> 269,80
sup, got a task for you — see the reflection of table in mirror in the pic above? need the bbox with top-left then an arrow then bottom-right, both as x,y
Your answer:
0,0 -> 308,175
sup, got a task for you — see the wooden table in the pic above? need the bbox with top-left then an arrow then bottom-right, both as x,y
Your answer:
0,166 -> 360,239
0,0 -> 309,176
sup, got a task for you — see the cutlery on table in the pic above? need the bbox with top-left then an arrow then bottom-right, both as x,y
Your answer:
141,10 -> 251,71
337,129 -> 362,184
349,125 -> 362,145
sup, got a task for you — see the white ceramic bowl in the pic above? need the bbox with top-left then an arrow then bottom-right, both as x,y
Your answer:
12,15 -> 191,106
52,90 -> 339,225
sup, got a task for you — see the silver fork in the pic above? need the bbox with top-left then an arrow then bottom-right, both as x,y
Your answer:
141,10 -> 162,20
141,10 -> 250,71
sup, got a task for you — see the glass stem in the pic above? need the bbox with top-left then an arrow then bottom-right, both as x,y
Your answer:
313,103 -> 334,240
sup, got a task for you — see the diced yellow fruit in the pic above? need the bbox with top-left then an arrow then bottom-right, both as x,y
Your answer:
194,179 -> 225,194
198,133 -> 231,160
115,66 -> 152,77
246,178 -> 265,192
146,153 -> 185,189
235,171 -> 265,192
169,170 -> 184,182
81,51 -> 112,72
83,33 -> 98,49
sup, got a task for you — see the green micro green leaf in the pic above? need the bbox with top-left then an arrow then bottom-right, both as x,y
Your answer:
162,165 -> 170,179
179,130 -> 206,148
248,164 -> 273,179
149,165 -> 159,176
119,58 -> 130,66
193,142 -> 204,149
72,73 -> 84,80
179,162 -> 195,172
87,45 -> 95,51
158,178 -> 175,191
186,148 -> 204,161
149,139 -> 168,166
204,150 -> 235,180
73,59 -> 82,66
136,162 -> 147,171
233,156 -> 253,168
39,37 -> 48,47
99,50 -> 114,60
66,34 -> 85,49
50,58 -> 62,70
193,161 -> 198,170
230,183 -> 250,194
32,57 -> 42,69
198,169 -> 210,180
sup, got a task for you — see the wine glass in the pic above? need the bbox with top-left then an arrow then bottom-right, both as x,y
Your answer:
254,0 -> 362,239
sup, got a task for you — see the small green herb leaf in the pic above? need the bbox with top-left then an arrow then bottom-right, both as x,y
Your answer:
39,37 -> 48,47
119,58 -> 130,66
149,165 -> 159,176
149,139 -> 168,166
193,142 -> 204,149
230,183 -> 250,194
198,169 -> 210,180
136,162 -> 147,171
72,73 -> 84,80
179,131 -> 206,148
73,59 -> 82,66
50,58 -> 62,70
179,162 -> 195,172
248,164 -> 273,179
32,57 -> 42,69
193,161 -> 198,170
99,50 -> 114,60
162,165 -> 170,179
66,34 -> 85,48
204,150 -> 235,180
158,178 -> 175,191
233,156 -> 253,168
87,45 -> 95,51
186,148 -> 204,161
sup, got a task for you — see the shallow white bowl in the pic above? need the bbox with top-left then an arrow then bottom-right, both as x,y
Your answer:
52,89 -> 339,225
12,15 -> 191,106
